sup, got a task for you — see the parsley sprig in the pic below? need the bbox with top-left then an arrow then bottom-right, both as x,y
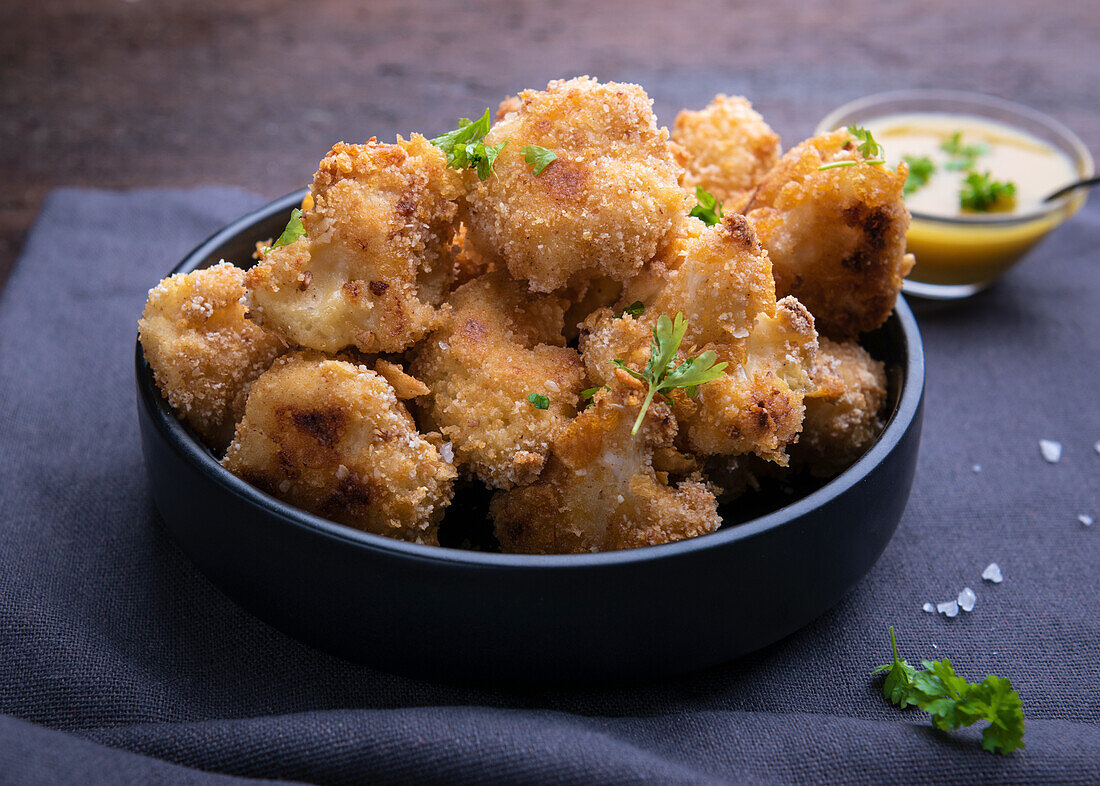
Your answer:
959,171 -> 1017,212
521,144 -> 557,175
690,186 -> 724,226
431,109 -> 507,180
263,208 -> 306,255
614,301 -> 645,319
819,124 -> 886,170
527,393 -> 550,410
902,155 -> 935,196
941,131 -> 991,171
612,313 -> 728,435
873,627 -> 1026,755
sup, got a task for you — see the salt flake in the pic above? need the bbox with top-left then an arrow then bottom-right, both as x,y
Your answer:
971,464 -> 982,473
922,602 -> 935,613
937,600 -> 959,618
958,587 -> 977,612
1040,439 -> 1062,463
982,562 -> 1003,583
1079,514 -> 1094,527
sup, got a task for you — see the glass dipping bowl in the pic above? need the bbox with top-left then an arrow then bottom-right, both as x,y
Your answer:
816,90 -> 1093,299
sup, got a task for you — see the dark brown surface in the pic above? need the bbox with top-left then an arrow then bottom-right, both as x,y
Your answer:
2,0 -> 1097,293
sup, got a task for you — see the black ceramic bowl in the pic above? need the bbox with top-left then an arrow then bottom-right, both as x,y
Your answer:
136,191 -> 924,683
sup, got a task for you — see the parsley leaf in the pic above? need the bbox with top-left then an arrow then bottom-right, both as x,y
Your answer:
527,393 -> 549,410
689,186 -> 724,226
873,628 -> 1025,754
430,109 -> 506,181
959,171 -> 1017,212
902,155 -> 935,196
818,124 -> 886,170
266,208 -> 306,252
611,313 -> 728,435
521,144 -> 557,175
581,385 -> 609,408
941,131 -> 990,171
615,301 -> 645,319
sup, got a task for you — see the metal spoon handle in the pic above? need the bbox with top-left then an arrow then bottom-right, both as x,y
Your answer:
1043,175 -> 1100,203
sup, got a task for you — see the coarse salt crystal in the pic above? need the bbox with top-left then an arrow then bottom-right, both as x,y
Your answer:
1095,440 -> 1100,456
922,602 -> 935,613
937,600 -> 959,618
958,587 -> 977,612
972,464 -> 982,473
982,562 -> 1003,583
1079,514 -> 1094,527
1040,439 -> 1062,463
932,643 -> 938,649
440,443 -> 454,463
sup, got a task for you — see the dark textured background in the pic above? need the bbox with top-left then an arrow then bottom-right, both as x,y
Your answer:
1,1 -> 1099,783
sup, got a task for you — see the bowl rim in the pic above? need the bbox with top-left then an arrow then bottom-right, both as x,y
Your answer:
137,190 -> 925,570
815,88 -> 1095,227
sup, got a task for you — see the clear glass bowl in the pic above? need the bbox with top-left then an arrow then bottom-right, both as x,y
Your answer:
816,90 -> 1093,299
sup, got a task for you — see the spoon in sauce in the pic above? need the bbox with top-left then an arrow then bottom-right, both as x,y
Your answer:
1043,175 -> 1100,203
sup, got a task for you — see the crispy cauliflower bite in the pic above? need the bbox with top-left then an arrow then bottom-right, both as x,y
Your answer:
138,262 -> 287,450
580,215 -> 817,463
490,386 -> 720,554
222,352 -> 456,543
792,337 -> 887,477
246,135 -> 465,354
410,272 -> 585,489
744,129 -> 914,340
673,95 -> 781,205
463,76 -> 688,292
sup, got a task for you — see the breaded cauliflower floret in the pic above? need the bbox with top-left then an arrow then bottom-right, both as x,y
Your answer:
792,337 -> 887,477
138,262 -> 287,450
246,135 -> 465,353
673,95 -> 781,206
580,215 -> 817,463
222,352 -> 456,543
744,129 -> 914,339
410,272 -> 585,489
490,386 -> 721,554
463,76 -> 688,292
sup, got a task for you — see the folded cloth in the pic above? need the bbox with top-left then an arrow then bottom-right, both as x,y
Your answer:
0,188 -> 1097,785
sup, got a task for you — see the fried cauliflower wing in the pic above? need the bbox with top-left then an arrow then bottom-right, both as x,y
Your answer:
673,95 -> 781,206
792,337 -> 887,477
580,215 -> 817,463
410,272 -> 585,489
490,385 -> 721,554
138,262 -> 287,450
246,135 -> 465,353
743,129 -> 914,339
462,76 -> 688,292
222,352 -> 456,543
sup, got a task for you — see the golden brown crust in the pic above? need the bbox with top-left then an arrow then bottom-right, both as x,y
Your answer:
222,352 -> 456,543
791,337 -> 887,477
673,94 -> 781,205
462,76 -> 688,292
744,130 -> 913,339
245,135 -> 464,353
138,262 -> 288,450
490,386 -> 721,553
409,272 -> 585,489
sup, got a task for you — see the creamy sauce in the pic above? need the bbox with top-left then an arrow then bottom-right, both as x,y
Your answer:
864,113 -> 1077,218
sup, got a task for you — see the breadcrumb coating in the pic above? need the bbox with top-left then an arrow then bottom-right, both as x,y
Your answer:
744,129 -> 913,339
222,352 -> 456,543
674,95 -> 781,205
463,76 -> 688,292
792,337 -> 887,477
490,385 -> 721,554
246,135 -> 465,353
410,272 -> 585,489
138,262 -> 287,450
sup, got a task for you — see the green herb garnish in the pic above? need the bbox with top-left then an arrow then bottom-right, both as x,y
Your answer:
430,109 -> 506,181
873,627 -> 1025,755
902,155 -> 935,196
265,208 -> 306,253
819,124 -> 886,170
527,393 -> 550,410
521,144 -> 557,175
611,313 -> 728,435
959,171 -> 1017,211
689,186 -> 724,226
941,131 -> 991,171
615,301 -> 645,319
581,386 -> 609,408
